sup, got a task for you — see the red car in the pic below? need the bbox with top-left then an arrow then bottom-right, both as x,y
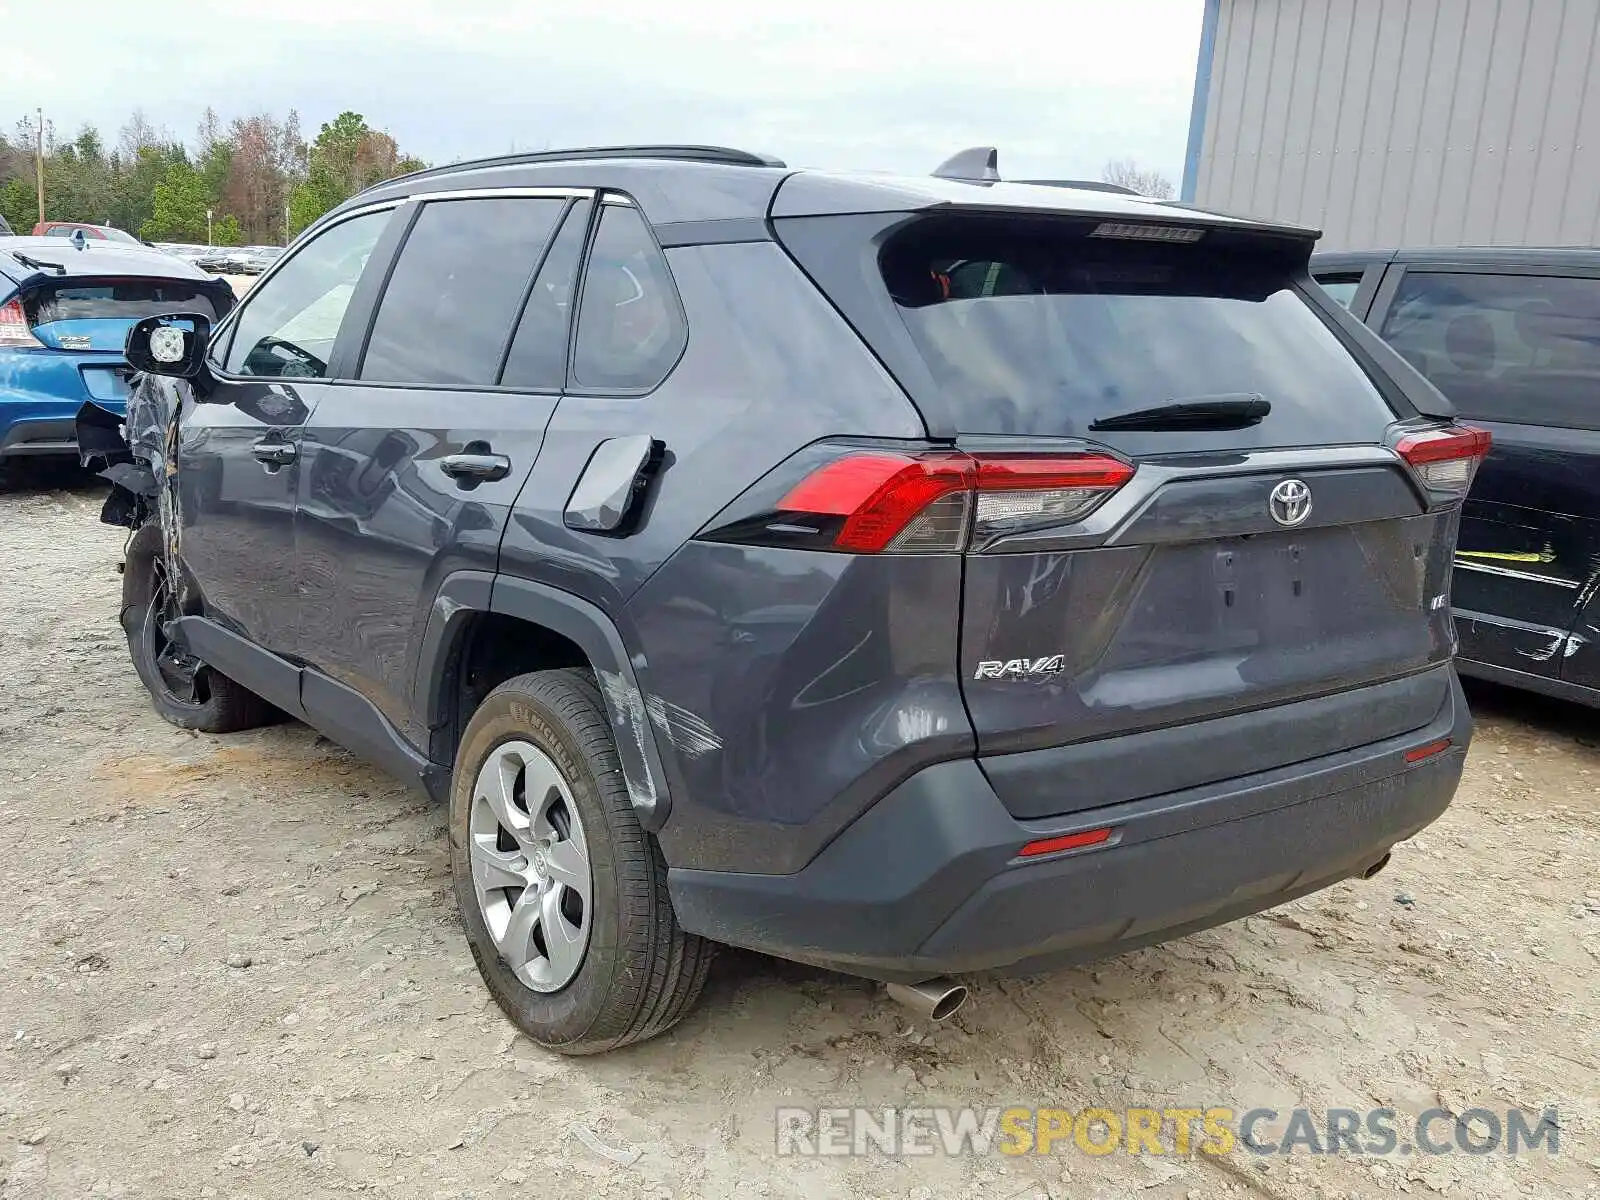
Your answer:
31,221 -> 142,245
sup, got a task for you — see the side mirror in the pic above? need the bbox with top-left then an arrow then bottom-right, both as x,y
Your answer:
125,313 -> 212,380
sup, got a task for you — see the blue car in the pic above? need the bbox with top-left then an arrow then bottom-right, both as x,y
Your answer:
0,236 -> 234,465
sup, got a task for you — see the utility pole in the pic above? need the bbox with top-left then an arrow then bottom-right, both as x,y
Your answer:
206,208 -> 214,246
35,106 -> 45,224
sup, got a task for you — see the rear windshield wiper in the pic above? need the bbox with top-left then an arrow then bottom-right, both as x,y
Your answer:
9,251 -> 66,275
1089,393 -> 1270,432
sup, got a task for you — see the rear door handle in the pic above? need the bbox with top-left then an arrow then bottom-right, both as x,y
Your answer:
251,439 -> 297,466
440,452 -> 511,482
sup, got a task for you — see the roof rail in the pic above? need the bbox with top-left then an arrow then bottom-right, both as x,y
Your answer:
1016,179 -> 1139,195
361,144 -> 787,195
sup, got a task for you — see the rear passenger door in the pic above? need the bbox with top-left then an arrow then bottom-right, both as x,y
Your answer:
495,196 -> 692,604
293,190 -> 591,747
1369,265 -> 1600,681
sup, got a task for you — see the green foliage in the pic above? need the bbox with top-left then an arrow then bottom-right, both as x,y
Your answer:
0,107 -> 426,245
288,111 -> 425,235
0,176 -> 33,233
110,143 -> 187,238
141,159 -> 210,241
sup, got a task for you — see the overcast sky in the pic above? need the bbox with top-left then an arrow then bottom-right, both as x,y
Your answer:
14,0 -> 1203,184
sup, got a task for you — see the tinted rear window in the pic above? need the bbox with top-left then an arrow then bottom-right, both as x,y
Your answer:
1379,270 -> 1600,430
360,196 -> 565,386
24,280 -> 221,326
878,216 -> 1395,443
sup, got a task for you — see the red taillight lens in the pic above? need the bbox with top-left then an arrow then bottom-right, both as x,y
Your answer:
1404,737 -> 1452,764
0,297 -> 42,349
777,453 -> 972,553
776,451 -> 1134,553
1018,827 -> 1114,858
1395,425 -> 1492,493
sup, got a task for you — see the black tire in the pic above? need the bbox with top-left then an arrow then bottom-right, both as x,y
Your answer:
450,668 -> 712,1054
120,523 -> 275,734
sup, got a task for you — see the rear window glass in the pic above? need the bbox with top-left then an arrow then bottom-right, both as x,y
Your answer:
879,217 -> 1394,442
360,196 -> 565,386
24,281 -> 221,326
1379,270 -> 1600,429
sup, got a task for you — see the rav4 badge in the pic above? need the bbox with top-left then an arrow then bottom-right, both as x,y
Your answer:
973,655 -> 1067,681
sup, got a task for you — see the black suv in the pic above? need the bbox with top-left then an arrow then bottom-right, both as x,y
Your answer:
1314,247 -> 1600,708
84,145 -> 1481,1053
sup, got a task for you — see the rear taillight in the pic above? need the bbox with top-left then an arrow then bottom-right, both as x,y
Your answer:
1395,424 -> 1492,494
0,298 -> 42,349
773,450 -> 1134,553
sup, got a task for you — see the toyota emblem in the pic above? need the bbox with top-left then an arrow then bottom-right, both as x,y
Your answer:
1269,479 -> 1312,527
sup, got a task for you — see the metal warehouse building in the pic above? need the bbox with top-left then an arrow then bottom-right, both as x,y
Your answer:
1183,0 -> 1600,250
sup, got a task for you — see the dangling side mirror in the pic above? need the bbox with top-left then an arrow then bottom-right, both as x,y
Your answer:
125,313 -> 212,380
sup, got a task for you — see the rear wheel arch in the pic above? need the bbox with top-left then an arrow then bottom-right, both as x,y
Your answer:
416,571 -> 677,831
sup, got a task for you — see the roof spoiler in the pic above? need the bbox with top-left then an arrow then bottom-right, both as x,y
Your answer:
930,149 -> 1140,196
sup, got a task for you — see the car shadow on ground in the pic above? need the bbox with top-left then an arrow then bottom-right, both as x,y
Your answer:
1462,676 -> 1598,748
0,458 -> 107,495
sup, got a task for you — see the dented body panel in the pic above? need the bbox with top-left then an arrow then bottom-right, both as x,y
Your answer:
1315,245 -> 1600,707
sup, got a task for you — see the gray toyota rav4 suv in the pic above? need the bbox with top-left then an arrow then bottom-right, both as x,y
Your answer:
81,145 -> 1481,1053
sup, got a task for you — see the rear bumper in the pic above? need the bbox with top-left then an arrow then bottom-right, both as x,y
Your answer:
0,417 -> 77,457
668,669 -> 1471,983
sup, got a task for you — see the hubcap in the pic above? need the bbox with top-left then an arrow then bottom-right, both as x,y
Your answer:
468,740 -> 593,992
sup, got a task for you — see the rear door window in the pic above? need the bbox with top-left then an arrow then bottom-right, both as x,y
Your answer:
878,215 -> 1395,445
570,202 -> 685,391
1379,270 -> 1600,429
500,199 -> 592,390
360,196 -> 565,386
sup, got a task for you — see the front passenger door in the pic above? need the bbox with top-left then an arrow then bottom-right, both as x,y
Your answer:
183,208 -> 395,656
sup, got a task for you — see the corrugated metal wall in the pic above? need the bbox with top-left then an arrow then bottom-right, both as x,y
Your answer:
1191,0 -> 1600,251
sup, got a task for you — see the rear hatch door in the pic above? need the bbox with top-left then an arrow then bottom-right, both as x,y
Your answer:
779,205 -> 1469,819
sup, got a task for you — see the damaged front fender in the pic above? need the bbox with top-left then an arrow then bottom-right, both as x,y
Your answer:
77,375 -> 191,606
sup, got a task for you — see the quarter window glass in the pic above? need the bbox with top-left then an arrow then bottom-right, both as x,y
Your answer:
224,210 -> 389,378
572,204 -> 685,390
1380,271 -> 1600,428
361,197 -> 564,386
500,199 -> 592,390
1316,276 -> 1361,307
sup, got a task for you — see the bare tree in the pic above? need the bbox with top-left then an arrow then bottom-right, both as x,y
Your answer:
1103,158 -> 1175,199
118,109 -> 170,160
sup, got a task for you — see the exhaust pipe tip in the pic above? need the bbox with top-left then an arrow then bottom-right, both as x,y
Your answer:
1360,851 -> 1392,880
886,978 -> 969,1022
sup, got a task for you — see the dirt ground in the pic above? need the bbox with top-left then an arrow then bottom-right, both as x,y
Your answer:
1,467 -> 1597,1200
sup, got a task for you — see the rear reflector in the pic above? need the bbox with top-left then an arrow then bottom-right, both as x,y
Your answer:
775,451 -> 1134,554
1404,738 -> 1453,764
1395,425 -> 1491,494
1018,827 -> 1114,857
1090,222 -> 1205,243
0,297 -> 42,349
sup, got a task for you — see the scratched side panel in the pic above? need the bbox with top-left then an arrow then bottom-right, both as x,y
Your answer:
1557,558 -> 1600,695
1453,419 -> 1600,677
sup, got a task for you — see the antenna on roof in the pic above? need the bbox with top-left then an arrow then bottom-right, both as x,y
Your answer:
932,147 -> 1000,183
